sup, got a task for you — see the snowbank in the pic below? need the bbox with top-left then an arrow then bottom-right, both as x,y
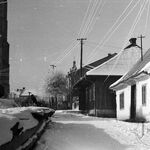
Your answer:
0,106 -> 54,146
0,113 -> 19,146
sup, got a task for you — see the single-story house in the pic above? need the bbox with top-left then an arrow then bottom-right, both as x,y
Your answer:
68,52 -> 117,110
72,53 -> 117,112
110,48 -> 150,121
82,38 -> 143,117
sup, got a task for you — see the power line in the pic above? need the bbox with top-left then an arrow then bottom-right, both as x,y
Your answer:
52,0 -> 103,66
87,0 -> 141,62
78,0 -> 93,37
86,0 -> 106,36
82,0 -> 103,36
144,0 -> 150,35
103,0 -> 147,83
80,0 -> 99,37
55,42 -> 79,64
87,0 -> 136,62
130,0 -> 147,37
54,41 -> 77,63
53,0 -> 99,66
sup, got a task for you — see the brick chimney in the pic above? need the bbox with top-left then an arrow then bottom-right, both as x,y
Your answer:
124,38 -> 140,49
129,38 -> 137,46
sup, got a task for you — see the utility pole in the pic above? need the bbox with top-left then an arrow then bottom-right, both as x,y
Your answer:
77,38 -> 87,77
138,35 -> 145,61
50,65 -> 56,72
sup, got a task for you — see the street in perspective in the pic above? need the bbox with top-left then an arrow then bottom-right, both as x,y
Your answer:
1,0 -> 150,150
34,111 -> 150,150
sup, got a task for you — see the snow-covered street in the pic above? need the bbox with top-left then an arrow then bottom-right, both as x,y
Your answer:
34,111 -> 150,150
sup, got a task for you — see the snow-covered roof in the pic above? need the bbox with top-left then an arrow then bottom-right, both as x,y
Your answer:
86,46 -> 141,76
110,48 -> 150,90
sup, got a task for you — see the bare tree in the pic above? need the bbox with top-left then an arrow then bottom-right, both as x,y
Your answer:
45,71 -> 68,109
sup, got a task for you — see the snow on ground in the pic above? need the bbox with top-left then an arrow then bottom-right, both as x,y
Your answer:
65,112 -> 150,150
0,113 -> 19,146
0,106 -> 54,146
62,112 -> 150,150
35,111 -> 150,150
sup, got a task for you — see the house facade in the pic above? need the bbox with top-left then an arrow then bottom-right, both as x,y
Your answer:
110,48 -> 150,121
68,53 -> 117,111
83,75 -> 121,117
85,38 -> 142,117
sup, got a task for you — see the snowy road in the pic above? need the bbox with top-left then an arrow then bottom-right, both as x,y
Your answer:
34,111 -> 127,150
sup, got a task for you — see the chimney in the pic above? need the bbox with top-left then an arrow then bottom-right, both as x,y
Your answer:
129,38 -> 137,46
124,38 -> 140,49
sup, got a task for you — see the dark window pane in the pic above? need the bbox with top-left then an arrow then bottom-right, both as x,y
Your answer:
142,85 -> 146,106
120,92 -> 124,109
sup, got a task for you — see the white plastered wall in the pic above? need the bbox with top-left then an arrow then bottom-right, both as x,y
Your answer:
116,86 -> 131,120
136,78 -> 150,119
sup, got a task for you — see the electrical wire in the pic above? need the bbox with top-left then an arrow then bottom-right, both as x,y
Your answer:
82,0 -> 103,37
78,0 -> 93,37
103,0 -> 147,82
144,0 -> 150,35
53,0 -> 97,66
88,0 -> 141,62
80,0 -> 99,37
87,0 -> 141,62
54,41 -> 78,64
130,0 -> 148,37
55,42 -> 79,64
86,1 -> 106,36
53,0 -> 104,66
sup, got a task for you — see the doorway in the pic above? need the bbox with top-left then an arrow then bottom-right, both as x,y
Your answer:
130,84 -> 136,119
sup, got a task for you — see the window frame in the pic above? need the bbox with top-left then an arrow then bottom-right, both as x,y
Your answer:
142,84 -> 147,106
119,92 -> 124,110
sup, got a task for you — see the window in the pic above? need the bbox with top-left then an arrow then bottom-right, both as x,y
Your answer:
93,83 -> 95,101
120,92 -> 124,110
142,84 -> 147,106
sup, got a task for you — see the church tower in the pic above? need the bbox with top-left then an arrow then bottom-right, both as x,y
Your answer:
0,0 -> 9,97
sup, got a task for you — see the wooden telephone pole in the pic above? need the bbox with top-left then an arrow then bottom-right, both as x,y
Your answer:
77,38 -> 87,77
138,35 -> 145,61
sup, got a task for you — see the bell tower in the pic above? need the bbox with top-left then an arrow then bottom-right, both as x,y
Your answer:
0,0 -> 9,97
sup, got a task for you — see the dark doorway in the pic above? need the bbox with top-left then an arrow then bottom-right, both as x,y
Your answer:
130,84 -> 136,119
0,85 -> 4,98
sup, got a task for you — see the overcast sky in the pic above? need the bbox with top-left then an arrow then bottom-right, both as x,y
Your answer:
7,0 -> 150,94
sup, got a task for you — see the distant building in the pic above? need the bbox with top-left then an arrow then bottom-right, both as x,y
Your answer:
0,0 -> 9,97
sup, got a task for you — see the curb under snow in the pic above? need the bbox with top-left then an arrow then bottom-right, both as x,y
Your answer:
17,119 -> 51,150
